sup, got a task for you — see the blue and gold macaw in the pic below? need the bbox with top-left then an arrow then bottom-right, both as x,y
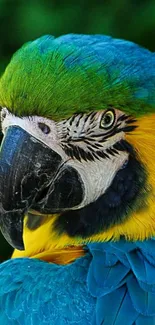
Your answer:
0,34 -> 154,324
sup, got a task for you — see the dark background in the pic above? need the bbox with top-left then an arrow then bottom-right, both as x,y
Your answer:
0,0 -> 155,260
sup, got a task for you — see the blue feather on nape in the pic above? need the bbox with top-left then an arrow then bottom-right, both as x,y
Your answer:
127,249 -> 155,285
127,276 -> 155,316
135,316 -> 155,325
95,286 -> 138,325
87,239 -> 155,325
87,249 -> 130,297
0,255 -> 95,324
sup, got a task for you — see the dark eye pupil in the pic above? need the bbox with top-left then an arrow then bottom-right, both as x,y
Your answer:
104,114 -> 111,124
38,122 -> 50,134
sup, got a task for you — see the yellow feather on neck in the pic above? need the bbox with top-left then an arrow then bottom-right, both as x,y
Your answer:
12,216 -> 86,264
12,114 -> 155,262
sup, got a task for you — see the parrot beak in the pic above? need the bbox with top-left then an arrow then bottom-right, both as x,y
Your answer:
0,125 -> 63,250
0,125 -> 83,250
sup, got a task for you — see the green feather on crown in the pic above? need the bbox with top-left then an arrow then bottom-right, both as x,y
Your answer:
0,34 -> 154,120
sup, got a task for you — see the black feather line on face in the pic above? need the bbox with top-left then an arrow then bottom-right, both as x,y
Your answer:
117,114 -> 131,122
75,114 -> 83,127
113,139 -> 135,155
61,112 -> 137,161
62,139 -> 134,162
66,139 -> 134,162
62,144 -> 95,162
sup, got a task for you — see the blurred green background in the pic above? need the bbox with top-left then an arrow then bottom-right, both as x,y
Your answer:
0,0 -> 155,261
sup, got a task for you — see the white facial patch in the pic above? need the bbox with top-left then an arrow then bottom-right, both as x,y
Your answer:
1,107 -> 129,209
67,151 -> 128,208
1,108 -> 68,160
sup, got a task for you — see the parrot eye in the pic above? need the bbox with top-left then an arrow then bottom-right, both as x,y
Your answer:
100,110 -> 115,129
38,122 -> 50,134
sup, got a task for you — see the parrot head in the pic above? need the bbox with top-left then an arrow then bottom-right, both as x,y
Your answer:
0,34 -> 154,251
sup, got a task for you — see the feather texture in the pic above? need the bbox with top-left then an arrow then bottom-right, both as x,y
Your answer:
0,34 -> 154,119
0,239 -> 155,323
88,239 -> 155,324
0,255 -> 95,324
0,34 -> 155,324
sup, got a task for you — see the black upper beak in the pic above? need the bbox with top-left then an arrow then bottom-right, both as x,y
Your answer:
0,125 -> 83,250
0,126 -> 62,250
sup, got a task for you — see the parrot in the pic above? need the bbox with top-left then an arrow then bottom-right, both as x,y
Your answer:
0,33 -> 154,325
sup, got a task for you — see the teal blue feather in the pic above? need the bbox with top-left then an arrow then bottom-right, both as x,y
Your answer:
127,250 -> 155,285
88,240 -> 155,324
0,255 -> 95,324
127,277 -> 155,316
136,315 -> 155,325
95,287 -> 138,325
0,240 -> 155,323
